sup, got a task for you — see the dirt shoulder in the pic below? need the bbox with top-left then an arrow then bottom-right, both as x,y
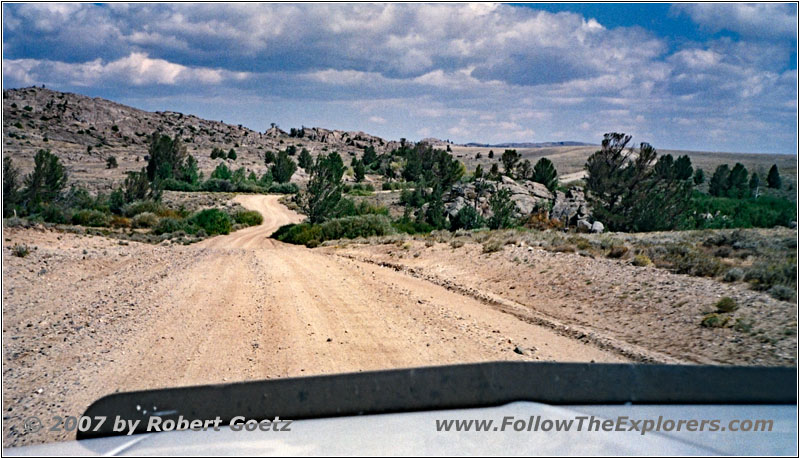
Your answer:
329,236 -> 796,367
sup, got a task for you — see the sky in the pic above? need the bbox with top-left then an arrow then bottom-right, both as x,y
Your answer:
2,3 -> 797,154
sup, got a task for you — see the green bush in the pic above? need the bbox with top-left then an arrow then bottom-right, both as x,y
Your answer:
191,208 -> 232,235
267,183 -> 299,194
40,204 -> 70,224
450,205 -> 485,231
233,210 -> 263,227
132,212 -> 159,228
723,267 -> 745,282
153,217 -> 184,235
392,219 -> 434,235
701,313 -> 729,328
11,244 -> 30,257
71,209 -> 110,227
687,193 -> 796,229
162,178 -> 200,192
744,260 -> 797,292
767,285 -> 795,302
201,178 -> 234,192
123,200 -> 165,218
714,297 -> 738,313
632,254 -> 652,267
273,214 -> 395,246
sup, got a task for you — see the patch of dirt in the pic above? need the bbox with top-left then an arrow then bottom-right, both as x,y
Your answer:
331,238 -> 797,367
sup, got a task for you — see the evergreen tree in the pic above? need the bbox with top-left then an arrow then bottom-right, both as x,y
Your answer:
585,133 -> 694,232
532,157 -> 558,191
767,164 -> 782,189
23,149 -> 67,210
271,151 -> 297,183
489,162 -> 500,180
726,163 -> 749,198
146,133 -> 188,181
488,188 -> 517,229
473,164 -> 484,180
298,148 -> 313,171
500,149 -> 521,176
302,152 -> 345,223
749,172 -> 761,198
708,164 -> 730,197
353,159 -> 366,182
693,168 -> 705,186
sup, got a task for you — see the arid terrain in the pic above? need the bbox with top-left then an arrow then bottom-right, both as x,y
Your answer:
3,195 -> 633,447
2,88 -> 797,449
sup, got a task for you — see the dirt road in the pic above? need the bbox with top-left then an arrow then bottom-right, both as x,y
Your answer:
3,194 -> 624,447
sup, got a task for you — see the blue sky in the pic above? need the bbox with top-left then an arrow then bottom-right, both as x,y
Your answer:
3,3 -> 797,154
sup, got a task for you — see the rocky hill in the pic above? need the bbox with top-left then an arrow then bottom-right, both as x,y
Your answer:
2,86 -> 407,191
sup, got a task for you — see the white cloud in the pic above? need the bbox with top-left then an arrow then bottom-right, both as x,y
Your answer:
674,3 -> 797,39
3,52 -> 250,87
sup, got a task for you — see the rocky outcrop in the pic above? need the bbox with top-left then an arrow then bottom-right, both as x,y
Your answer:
444,178 -> 602,230
551,186 -> 590,225
446,178 -> 554,219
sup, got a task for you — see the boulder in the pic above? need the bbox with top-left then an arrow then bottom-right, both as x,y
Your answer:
550,186 -> 590,225
591,221 -> 604,233
577,219 -> 592,233
521,180 -> 554,201
445,196 -> 467,218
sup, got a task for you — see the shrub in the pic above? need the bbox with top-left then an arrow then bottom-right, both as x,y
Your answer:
153,217 -> 184,235
273,214 -> 395,246
268,183 -> 299,194
71,209 -> 110,227
569,236 -> 591,251
733,318 -> 754,333
450,239 -> 465,249
392,219 -> 434,235
40,204 -> 69,224
632,254 -> 652,267
701,313 -> 729,328
652,244 -> 723,277
715,297 -> 738,313
191,208 -> 232,235
162,178 -> 199,192
201,178 -> 234,192
482,239 -> 503,253
607,245 -> 629,259
11,244 -> 30,257
132,212 -> 159,228
450,205 -> 485,231
233,210 -> 263,227
744,261 -> 797,292
723,268 -> 745,282
123,200 -> 165,218
767,285 -> 795,302
110,215 -> 131,228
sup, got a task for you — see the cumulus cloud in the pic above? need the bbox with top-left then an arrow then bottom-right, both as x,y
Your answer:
673,3 -> 797,39
3,52 -> 250,87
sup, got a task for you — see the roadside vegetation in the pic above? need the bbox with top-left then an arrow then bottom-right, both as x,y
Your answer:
3,132 -> 264,243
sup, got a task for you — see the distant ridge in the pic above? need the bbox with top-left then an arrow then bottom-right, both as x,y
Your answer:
464,141 -> 595,148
